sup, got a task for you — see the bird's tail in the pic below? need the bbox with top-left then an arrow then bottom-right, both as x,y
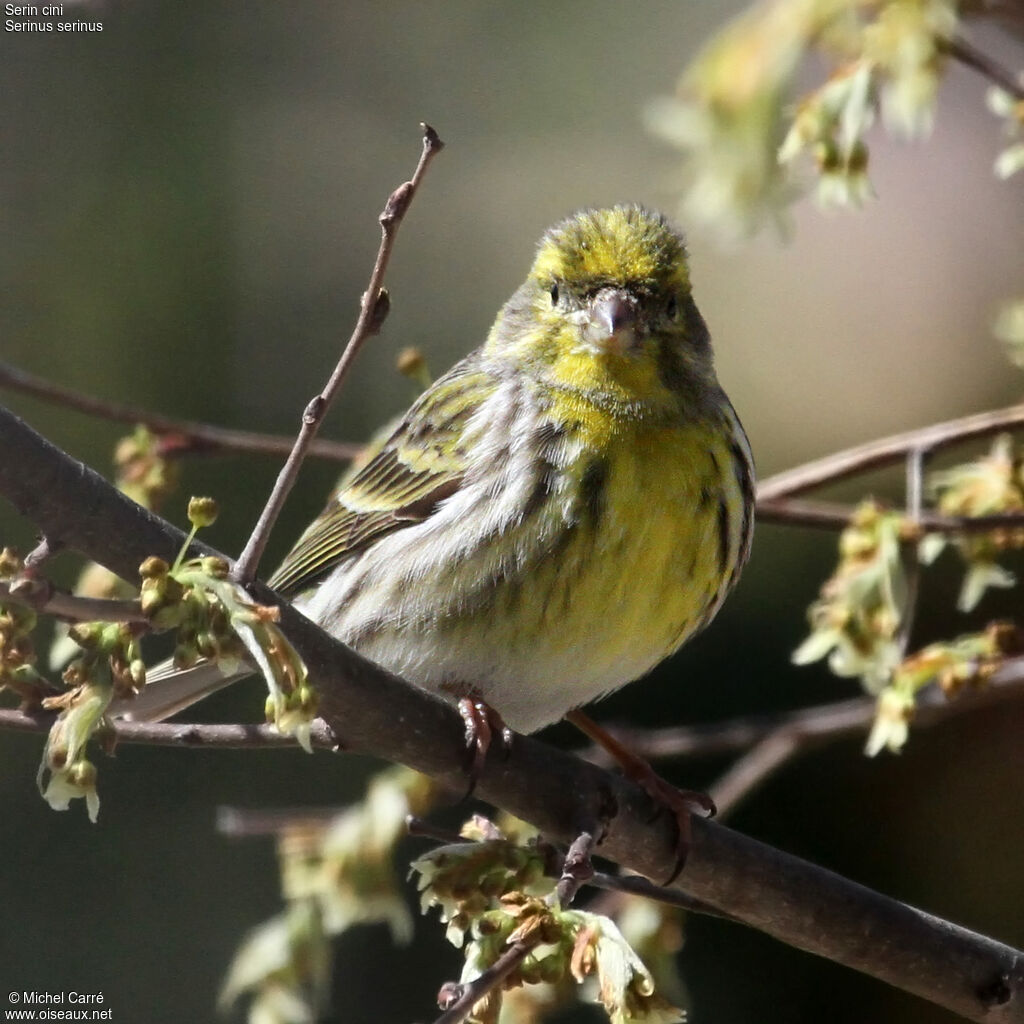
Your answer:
110,659 -> 252,723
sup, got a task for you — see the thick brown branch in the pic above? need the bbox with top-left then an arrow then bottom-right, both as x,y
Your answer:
0,359 -> 359,463
232,124 -> 444,584
2,402 -> 1023,1022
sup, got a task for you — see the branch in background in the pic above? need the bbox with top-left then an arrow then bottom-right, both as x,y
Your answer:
0,360 -> 360,463
757,401 -> 1024,501
590,658 -> 1024,817
942,34 -> 1024,101
1,403 -> 1023,1022
6,340 -> 1024,540
232,124 -> 444,584
756,495 -> 1024,531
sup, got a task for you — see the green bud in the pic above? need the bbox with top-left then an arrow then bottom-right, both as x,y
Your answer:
396,346 -> 426,378
0,547 -> 22,579
69,623 -> 103,650
296,685 -> 318,714
200,556 -> 230,579
139,556 -> 169,579
173,644 -> 199,671
813,138 -> 841,172
847,140 -> 869,173
195,631 -> 218,659
129,659 -> 147,689
187,496 -> 219,529
69,759 -> 97,789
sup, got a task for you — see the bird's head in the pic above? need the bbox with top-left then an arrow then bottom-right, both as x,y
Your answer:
489,205 -> 717,410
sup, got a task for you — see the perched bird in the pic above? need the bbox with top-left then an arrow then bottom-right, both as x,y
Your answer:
124,205 -> 755,826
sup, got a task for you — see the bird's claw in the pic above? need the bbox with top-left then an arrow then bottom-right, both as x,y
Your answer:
457,697 -> 513,798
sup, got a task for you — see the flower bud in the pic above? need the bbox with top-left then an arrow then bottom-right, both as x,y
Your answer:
187,496 -> 219,529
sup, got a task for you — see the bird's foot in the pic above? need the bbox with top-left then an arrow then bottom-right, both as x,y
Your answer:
567,708 -> 714,884
456,696 -> 514,797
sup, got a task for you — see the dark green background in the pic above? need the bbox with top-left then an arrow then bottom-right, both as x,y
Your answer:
2,3 -> 1023,1022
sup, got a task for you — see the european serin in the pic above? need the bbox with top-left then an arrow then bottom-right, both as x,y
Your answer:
125,205 -> 755,740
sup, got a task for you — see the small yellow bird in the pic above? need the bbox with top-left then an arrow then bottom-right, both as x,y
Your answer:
126,205 -> 754,801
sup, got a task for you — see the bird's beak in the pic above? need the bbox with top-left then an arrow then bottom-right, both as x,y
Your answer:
583,288 -> 639,355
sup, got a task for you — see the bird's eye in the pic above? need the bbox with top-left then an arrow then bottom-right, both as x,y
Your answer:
666,295 -> 679,318
549,281 -> 560,306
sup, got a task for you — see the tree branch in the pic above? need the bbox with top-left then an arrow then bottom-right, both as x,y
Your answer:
756,495 -> 1024,532
0,359 -> 360,463
941,34 -> 1024,101
1,402 -> 1023,1022
0,706 -> 341,750
0,577 -> 147,624
757,401 -> 1024,502
592,660 -> 1024,816
232,124 -> 444,584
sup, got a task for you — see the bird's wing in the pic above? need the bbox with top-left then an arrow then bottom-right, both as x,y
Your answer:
268,359 -> 497,596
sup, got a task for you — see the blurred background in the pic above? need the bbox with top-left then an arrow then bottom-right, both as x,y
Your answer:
2,2 -> 1023,1021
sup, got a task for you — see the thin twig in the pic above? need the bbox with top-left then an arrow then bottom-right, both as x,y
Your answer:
588,870 -> 735,920
434,941 -> 534,1024
555,830 -> 597,906
217,805 -> 344,837
757,401 -> 1024,501
232,124 -> 444,585
0,706 -> 340,749
708,731 -> 803,819
708,650 -> 1024,817
0,360 -> 360,462
940,34 -> 1024,100
4,652 -> 1020,763
405,816 -> 731,918
756,495 -> 1024,532
0,577 -> 148,624
585,654 -> 1024,769
430,829 -> 597,1024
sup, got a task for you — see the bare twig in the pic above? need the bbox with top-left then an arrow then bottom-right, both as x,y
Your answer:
646,657 -> 1024,816
430,829 -> 598,1024
555,830 -> 597,906
0,706 -> 340,749
217,805 -> 345,837
756,496 -> 1024,532
941,34 -> 1024,100
0,577 -> 148,624
405,816 -> 731,918
232,124 -> 444,585
708,730 -> 804,819
0,359 -> 359,462
434,941 -> 534,1024
757,401 -> 1024,502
